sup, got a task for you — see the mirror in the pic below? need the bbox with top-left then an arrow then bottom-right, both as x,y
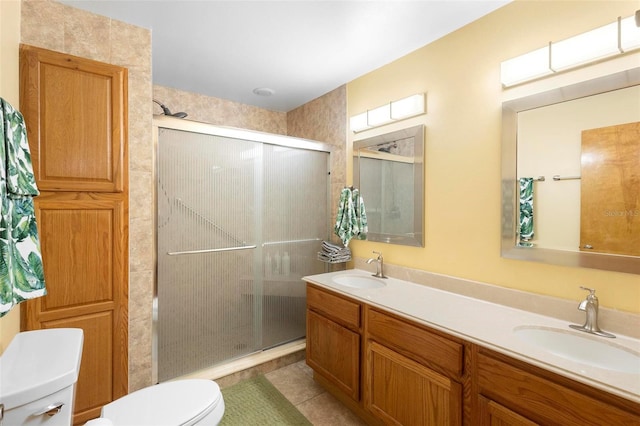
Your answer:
501,67 -> 640,274
353,124 -> 424,247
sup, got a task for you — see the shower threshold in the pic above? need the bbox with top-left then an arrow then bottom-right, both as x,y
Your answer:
173,338 -> 306,382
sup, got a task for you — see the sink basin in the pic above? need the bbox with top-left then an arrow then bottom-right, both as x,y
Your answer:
514,326 -> 640,374
333,274 -> 386,289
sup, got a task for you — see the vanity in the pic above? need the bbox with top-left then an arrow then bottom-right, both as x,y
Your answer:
304,269 -> 640,425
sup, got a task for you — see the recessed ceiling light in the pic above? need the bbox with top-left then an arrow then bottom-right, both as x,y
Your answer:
253,87 -> 275,96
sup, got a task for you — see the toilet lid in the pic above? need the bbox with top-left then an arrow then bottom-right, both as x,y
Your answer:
102,379 -> 222,426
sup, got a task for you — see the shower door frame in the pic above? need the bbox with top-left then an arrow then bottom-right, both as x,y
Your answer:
151,116 -> 332,383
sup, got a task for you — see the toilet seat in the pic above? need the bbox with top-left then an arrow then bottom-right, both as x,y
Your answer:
101,379 -> 224,426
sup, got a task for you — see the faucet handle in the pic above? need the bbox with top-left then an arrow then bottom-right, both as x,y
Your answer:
372,250 -> 383,260
579,286 -> 595,294
579,286 -> 597,300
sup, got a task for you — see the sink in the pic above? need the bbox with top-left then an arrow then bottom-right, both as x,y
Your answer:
514,326 -> 640,374
333,274 -> 386,289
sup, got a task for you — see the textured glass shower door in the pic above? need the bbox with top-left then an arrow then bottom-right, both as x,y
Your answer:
156,127 -> 329,382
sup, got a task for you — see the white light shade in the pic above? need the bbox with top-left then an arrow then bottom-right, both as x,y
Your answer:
621,15 -> 640,52
350,112 -> 369,132
501,46 -> 551,86
367,103 -> 392,127
391,93 -> 425,119
551,21 -> 619,70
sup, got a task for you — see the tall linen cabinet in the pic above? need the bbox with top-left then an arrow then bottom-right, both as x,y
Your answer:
19,44 -> 129,425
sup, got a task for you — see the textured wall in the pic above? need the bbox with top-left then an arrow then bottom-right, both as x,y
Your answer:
153,85 -> 287,134
287,86 -> 347,245
21,0 -> 154,391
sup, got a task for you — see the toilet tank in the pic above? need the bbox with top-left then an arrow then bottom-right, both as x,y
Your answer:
0,328 -> 84,426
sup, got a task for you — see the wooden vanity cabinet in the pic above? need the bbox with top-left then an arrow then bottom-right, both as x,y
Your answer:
306,283 -> 640,426
365,307 -> 464,425
306,284 -> 362,401
476,347 -> 640,425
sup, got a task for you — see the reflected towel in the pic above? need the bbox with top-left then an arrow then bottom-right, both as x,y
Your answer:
0,98 -> 46,317
518,177 -> 534,245
334,187 -> 368,247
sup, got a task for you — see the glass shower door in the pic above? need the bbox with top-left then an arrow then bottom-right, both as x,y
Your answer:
156,127 -> 328,382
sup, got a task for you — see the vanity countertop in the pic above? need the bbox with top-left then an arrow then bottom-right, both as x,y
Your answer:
303,269 -> 640,404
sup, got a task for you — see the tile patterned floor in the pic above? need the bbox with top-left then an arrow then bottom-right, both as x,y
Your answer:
264,360 -> 367,426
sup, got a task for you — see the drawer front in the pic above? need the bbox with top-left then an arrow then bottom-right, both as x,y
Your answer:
307,284 -> 361,330
367,307 -> 464,378
477,352 -> 640,425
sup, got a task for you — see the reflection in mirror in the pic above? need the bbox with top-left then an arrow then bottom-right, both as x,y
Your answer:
354,125 -> 424,247
502,67 -> 640,274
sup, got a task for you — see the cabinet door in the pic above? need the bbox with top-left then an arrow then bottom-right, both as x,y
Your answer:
307,310 -> 360,400
20,44 -> 126,193
365,341 -> 462,426
479,396 -> 539,426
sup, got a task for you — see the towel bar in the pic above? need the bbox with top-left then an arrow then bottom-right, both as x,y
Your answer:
167,245 -> 256,256
262,238 -> 321,246
553,175 -> 581,181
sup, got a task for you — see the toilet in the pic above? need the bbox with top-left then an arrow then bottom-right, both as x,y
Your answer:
86,379 -> 225,426
0,328 -> 84,426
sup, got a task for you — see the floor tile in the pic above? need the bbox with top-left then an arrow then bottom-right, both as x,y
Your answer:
295,392 -> 368,426
265,361 -> 325,405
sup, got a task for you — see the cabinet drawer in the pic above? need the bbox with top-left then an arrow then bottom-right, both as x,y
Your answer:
367,307 -> 464,378
477,351 -> 640,425
307,284 -> 361,330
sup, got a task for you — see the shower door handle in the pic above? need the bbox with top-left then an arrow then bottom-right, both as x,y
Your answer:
167,245 -> 257,256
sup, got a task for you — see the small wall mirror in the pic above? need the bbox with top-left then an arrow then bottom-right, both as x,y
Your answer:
501,67 -> 640,274
353,124 -> 424,247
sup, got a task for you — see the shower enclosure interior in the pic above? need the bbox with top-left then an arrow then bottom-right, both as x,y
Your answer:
155,121 -> 330,382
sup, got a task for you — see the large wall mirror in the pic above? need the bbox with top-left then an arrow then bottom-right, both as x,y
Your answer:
353,124 -> 424,247
501,67 -> 640,274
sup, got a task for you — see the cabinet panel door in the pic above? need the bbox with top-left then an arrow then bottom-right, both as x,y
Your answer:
307,310 -> 360,400
478,396 -> 539,426
20,44 -> 126,192
23,193 -> 128,425
43,312 -> 114,417
365,341 -> 462,426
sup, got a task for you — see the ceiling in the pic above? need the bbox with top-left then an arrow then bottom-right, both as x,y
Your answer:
59,1 -> 510,112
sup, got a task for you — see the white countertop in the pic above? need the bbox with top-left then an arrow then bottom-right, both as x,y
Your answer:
303,269 -> 640,404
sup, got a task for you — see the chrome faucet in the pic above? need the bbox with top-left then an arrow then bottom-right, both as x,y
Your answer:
569,286 -> 615,338
366,251 -> 387,279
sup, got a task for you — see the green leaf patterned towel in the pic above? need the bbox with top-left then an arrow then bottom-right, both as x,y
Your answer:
334,187 -> 368,247
0,98 -> 46,317
518,177 -> 534,247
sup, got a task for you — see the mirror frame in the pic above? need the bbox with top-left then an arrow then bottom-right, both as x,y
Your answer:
501,67 -> 640,275
354,124 -> 424,247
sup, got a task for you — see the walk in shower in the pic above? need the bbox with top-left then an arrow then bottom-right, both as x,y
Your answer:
154,120 -> 330,382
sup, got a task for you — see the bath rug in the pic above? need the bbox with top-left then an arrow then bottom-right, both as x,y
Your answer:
220,375 -> 312,425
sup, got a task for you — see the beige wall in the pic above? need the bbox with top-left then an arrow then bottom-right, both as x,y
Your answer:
287,85 -> 347,230
347,0 -> 640,313
0,0 -> 22,354
153,85 -> 287,134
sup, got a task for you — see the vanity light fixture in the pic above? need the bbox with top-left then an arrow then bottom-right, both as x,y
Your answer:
350,93 -> 426,133
501,13 -> 640,87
